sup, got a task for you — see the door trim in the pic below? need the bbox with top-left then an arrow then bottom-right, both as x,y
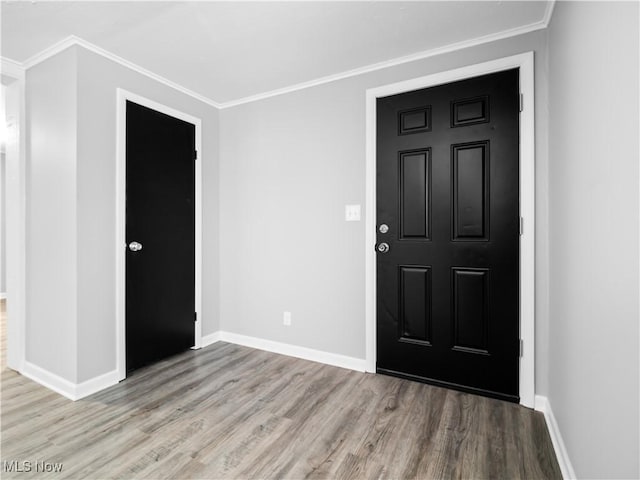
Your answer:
365,52 -> 535,407
115,89 -> 202,381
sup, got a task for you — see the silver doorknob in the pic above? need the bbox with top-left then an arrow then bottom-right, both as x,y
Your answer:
378,224 -> 389,234
128,241 -> 143,252
377,242 -> 390,253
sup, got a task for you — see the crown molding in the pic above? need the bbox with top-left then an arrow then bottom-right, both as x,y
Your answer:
543,0 -> 557,27
1,57 -> 26,80
218,13 -> 552,108
21,35 -> 222,109
7,2 -> 555,110
22,35 -> 76,70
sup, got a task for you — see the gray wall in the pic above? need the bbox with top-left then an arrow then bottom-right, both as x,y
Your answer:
220,29 -> 552,391
26,48 -> 79,381
548,2 -> 639,478
25,46 -> 220,383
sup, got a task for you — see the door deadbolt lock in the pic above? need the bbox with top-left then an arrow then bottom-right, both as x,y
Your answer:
377,242 -> 390,253
378,224 -> 389,234
128,241 -> 143,252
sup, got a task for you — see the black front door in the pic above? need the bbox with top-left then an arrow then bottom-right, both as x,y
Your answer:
376,69 -> 520,401
126,100 -> 195,373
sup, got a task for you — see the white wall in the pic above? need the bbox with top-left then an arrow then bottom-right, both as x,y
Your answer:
1,84 -> 6,294
548,2 -> 639,478
2,62 -> 27,373
24,46 -> 220,384
220,30 -> 552,388
1,151 -> 5,294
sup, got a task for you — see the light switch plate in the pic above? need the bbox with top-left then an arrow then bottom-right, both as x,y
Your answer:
345,204 -> 361,222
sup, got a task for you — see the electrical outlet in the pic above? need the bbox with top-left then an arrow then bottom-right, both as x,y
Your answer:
283,311 -> 292,326
345,204 -> 361,222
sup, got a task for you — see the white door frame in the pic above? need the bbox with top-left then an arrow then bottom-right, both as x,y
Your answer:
115,89 -> 203,381
364,52 -> 536,407
2,58 -> 27,373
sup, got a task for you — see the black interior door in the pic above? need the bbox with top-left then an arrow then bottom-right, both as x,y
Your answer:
376,69 -> 520,402
126,100 -> 195,373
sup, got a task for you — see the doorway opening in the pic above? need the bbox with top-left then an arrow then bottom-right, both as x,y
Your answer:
1,62 -> 26,373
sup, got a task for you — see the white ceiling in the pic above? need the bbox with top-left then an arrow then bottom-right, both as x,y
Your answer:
1,1 -> 551,105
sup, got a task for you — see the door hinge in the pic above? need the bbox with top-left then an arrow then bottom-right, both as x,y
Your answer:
519,339 -> 524,357
194,150 -> 198,160
194,312 -> 198,322
519,93 -> 524,112
519,216 -> 524,236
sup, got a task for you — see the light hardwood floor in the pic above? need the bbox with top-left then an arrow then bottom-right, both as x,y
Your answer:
1,301 -> 561,479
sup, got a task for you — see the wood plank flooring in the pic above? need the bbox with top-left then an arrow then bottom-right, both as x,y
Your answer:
1,301 -> 561,479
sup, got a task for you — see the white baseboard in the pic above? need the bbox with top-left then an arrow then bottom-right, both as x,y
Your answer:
21,362 -> 78,400
535,395 -> 576,480
75,369 -> 121,399
21,362 -> 119,401
0,292 -> 6,299
21,332 -> 365,400
201,331 -> 222,348
205,331 -> 367,372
